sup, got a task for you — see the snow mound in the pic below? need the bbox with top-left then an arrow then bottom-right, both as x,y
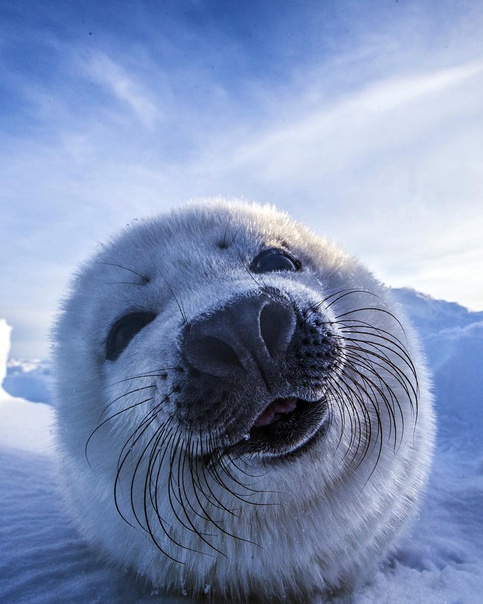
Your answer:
395,288 -> 483,453
0,322 -> 53,456
3,357 -> 52,404
0,319 -> 12,391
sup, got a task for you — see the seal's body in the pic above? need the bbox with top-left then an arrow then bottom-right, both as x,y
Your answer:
53,201 -> 434,602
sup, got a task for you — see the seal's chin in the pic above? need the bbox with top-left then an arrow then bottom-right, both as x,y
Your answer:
232,396 -> 329,458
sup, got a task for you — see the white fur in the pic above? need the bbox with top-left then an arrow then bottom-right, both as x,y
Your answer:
52,200 -> 435,602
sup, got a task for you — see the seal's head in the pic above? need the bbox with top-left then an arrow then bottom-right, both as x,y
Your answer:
53,200 -> 434,602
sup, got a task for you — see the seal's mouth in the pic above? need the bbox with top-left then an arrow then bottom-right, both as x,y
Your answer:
232,395 -> 329,458
252,396 -> 299,428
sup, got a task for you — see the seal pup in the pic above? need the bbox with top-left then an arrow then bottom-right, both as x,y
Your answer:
52,200 -> 434,602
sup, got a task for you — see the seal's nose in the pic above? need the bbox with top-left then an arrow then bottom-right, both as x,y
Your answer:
183,293 -> 296,379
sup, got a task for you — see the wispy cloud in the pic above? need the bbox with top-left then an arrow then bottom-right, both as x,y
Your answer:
85,52 -> 163,128
219,59 -> 483,181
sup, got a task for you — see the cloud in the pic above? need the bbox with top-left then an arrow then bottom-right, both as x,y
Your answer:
215,59 -> 483,182
84,52 -> 163,128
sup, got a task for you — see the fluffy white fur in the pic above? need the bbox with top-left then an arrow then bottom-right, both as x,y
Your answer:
52,200 -> 435,602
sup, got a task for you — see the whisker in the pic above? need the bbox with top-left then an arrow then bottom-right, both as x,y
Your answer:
85,395 -> 155,466
95,261 -> 150,284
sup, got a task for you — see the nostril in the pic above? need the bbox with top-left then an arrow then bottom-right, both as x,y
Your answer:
259,301 -> 296,358
201,336 -> 242,369
184,328 -> 242,377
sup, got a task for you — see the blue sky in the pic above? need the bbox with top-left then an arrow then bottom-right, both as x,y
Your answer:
1,0 -> 483,358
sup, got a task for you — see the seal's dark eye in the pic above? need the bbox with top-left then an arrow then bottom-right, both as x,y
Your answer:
106,312 -> 156,361
250,248 -> 301,274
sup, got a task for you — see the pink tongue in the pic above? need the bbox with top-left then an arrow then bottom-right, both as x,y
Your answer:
253,397 -> 298,428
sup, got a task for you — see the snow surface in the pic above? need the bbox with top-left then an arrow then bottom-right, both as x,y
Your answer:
1,293 -> 483,603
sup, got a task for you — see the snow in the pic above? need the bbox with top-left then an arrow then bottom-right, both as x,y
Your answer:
0,321 -> 53,455
0,319 -> 11,387
1,294 -> 483,604
4,357 -> 52,404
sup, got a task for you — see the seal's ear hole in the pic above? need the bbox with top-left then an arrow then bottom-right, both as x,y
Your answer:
106,312 -> 157,361
250,248 -> 301,274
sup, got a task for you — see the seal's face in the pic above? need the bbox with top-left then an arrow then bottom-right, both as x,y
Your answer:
91,207 -> 354,461
107,269 -> 341,460
54,201 -> 433,601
